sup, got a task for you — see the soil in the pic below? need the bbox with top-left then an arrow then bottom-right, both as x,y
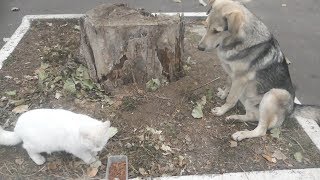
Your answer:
108,162 -> 127,180
0,19 -> 320,179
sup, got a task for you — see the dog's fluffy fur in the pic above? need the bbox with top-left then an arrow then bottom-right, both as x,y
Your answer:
198,0 -> 320,141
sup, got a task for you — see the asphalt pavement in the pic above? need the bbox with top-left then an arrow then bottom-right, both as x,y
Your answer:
0,0 -> 319,105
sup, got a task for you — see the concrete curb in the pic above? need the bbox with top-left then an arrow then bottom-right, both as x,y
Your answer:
0,13 -> 319,180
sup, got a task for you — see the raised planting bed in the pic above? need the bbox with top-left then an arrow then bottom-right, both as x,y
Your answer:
0,16 -> 320,179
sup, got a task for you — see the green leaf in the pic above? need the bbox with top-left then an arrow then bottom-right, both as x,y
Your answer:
5,90 -> 16,96
294,152 -> 303,162
192,104 -> 203,119
35,63 -> 49,82
146,78 -> 161,92
270,128 -> 281,139
76,65 -> 90,80
81,79 -> 94,90
53,76 -> 62,83
63,78 -> 76,93
191,96 -> 206,119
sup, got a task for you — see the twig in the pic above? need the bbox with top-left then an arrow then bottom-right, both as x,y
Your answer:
0,165 -> 13,177
130,164 -> 139,173
237,163 -> 249,180
288,136 -> 305,152
4,163 -> 13,176
154,94 -> 171,100
188,77 -> 220,92
142,146 -> 156,158
22,165 -> 46,177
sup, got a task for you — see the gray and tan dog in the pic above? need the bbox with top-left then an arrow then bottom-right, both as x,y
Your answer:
198,0 -> 320,141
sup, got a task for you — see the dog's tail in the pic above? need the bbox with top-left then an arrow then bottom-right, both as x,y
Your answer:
291,104 -> 320,124
0,127 -> 21,146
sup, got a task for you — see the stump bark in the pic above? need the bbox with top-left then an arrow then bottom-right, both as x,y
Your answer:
80,4 -> 184,89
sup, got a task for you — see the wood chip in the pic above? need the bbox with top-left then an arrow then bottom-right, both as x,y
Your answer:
262,154 -> 277,163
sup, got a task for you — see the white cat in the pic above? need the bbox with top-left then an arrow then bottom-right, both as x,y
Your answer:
0,109 -> 118,165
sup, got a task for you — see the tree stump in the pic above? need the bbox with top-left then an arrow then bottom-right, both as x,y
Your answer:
80,4 -> 184,89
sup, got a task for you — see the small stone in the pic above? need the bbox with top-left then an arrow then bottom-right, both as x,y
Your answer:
185,135 -> 191,142
125,143 -> 133,148
139,168 -> 148,176
15,158 -> 24,165
230,140 -> 237,147
74,25 -> 80,31
11,7 -> 20,11
55,92 -> 62,99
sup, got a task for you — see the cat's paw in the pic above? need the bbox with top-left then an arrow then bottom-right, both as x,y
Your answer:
31,154 -> 46,165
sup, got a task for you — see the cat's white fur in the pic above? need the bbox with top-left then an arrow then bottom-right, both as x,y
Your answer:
0,109 -> 117,165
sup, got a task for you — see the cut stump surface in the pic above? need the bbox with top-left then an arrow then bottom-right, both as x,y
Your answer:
80,4 -> 184,89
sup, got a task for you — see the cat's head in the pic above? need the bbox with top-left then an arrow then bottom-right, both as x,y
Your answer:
79,121 -> 113,152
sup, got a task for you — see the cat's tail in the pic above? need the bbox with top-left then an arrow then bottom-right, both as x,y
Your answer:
0,126 -> 22,146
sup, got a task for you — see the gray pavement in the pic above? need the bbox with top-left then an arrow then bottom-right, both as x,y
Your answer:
1,0 -> 319,105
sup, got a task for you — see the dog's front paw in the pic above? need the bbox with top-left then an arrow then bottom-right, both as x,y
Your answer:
217,87 -> 228,100
211,106 -> 227,116
231,131 -> 249,141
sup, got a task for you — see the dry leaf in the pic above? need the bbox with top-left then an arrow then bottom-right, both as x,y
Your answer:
161,144 -> 173,153
146,127 -> 162,134
139,167 -> 148,176
294,152 -> 303,162
47,162 -> 58,170
90,160 -> 102,168
272,150 -> 287,160
262,154 -> 277,163
55,92 -> 62,99
15,158 -> 24,165
230,140 -> 238,147
137,134 -> 145,141
87,167 -> 99,177
178,155 -> 186,167
12,105 -> 29,114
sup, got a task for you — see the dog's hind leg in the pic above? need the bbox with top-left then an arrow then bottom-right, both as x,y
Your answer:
231,89 -> 292,141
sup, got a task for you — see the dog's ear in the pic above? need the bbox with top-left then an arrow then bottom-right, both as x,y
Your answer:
224,10 -> 245,37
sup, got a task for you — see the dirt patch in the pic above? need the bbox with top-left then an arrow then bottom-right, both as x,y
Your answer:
0,19 -> 320,179
109,162 -> 127,180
